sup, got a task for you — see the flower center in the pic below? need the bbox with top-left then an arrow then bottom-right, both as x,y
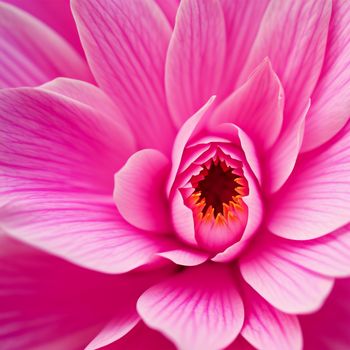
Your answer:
190,158 -> 248,218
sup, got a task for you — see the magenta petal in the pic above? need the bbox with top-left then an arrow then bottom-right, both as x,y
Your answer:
137,264 -> 244,350
240,0 -> 331,191
219,0 -> 270,96
240,236 -> 334,314
165,0 -> 226,127
3,0 -> 83,54
0,233 -> 168,350
302,0 -> 350,151
268,121 -> 350,240
211,59 -> 284,151
0,3 -> 91,88
241,284 -> 302,350
72,0 -> 176,154
157,247 -> 209,267
114,149 -> 171,233
261,228 -> 350,278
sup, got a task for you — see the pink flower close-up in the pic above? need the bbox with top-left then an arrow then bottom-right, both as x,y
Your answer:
1,0 -> 350,349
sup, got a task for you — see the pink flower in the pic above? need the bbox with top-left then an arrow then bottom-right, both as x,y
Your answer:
1,0 -> 350,349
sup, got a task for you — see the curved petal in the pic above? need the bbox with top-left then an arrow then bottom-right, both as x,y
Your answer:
0,87 -> 165,273
165,0 -> 226,127
114,149 -> 171,233
0,3 -> 91,88
211,59 -> 284,151
72,0 -> 176,154
302,0 -> 350,152
0,233 -> 169,350
157,247 -> 209,267
240,0 -> 331,191
241,283 -> 302,350
137,264 -> 244,350
268,121 -> 350,240
240,235 -> 334,314
3,0 -> 83,54
219,0 -> 270,96
260,228 -> 350,278
102,322 -> 176,350
0,86 -> 135,195
300,278 -> 350,350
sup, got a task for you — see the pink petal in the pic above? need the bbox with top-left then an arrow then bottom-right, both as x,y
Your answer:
103,322 -> 176,350
0,87 -> 165,273
114,149 -> 171,233
0,86 -> 135,195
0,233 -> 169,350
0,3 -> 91,88
219,0 -> 270,95
40,78 -> 130,132
167,96 -> 216,196
137,264 -> 244,350
241,284 -> 302,350
154,0 -> 179,27
86,316 -> 139,350
165,0 -> 226,127
268,121 -> 350,240
241,0 -> 331,191
3,0 -> 83,54
264,101 -> 309,193
157,247 -> 209,267
1,195 -> 167,274
302,0 -> 350,152
240,236 -> 334,314
261,228 -> 350,278
72,0 -> 176,154
211,59 -> 284,151
300,278 -> 350,350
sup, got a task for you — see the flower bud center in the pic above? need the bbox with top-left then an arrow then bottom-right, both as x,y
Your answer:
190,158 -> 248,218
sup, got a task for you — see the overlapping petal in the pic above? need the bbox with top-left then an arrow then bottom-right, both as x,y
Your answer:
137,264 -> 244,350
0,3 -> 91,88
72,0 -> 176,154
240,234 -> 334,314
303,0 -> 350,151
165,0 -> 226,127
269,121 -> 350,240
241,284 -> 302,350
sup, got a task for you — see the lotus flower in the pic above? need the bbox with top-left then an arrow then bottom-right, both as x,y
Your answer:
1,0 -> 350,349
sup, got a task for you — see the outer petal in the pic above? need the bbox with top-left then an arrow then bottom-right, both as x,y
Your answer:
260,228 -> 350,278
211,59 -> 284,151
302,0 -> 350,151
0,233 -> 169,350
0,3 -> 91,88
114,149 -> 171,233
3,0 -> 83,54
219,0 -> 270,96
165,0 -> 226,127
241,284 -> 303,350
240,236 -> 334,314
268,121 -> 350,240
0,87 -> 167,273
300,278 -> 350,350
137,264 -> 244,350
241,0 -> 331,191
72,0 -> 176,154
